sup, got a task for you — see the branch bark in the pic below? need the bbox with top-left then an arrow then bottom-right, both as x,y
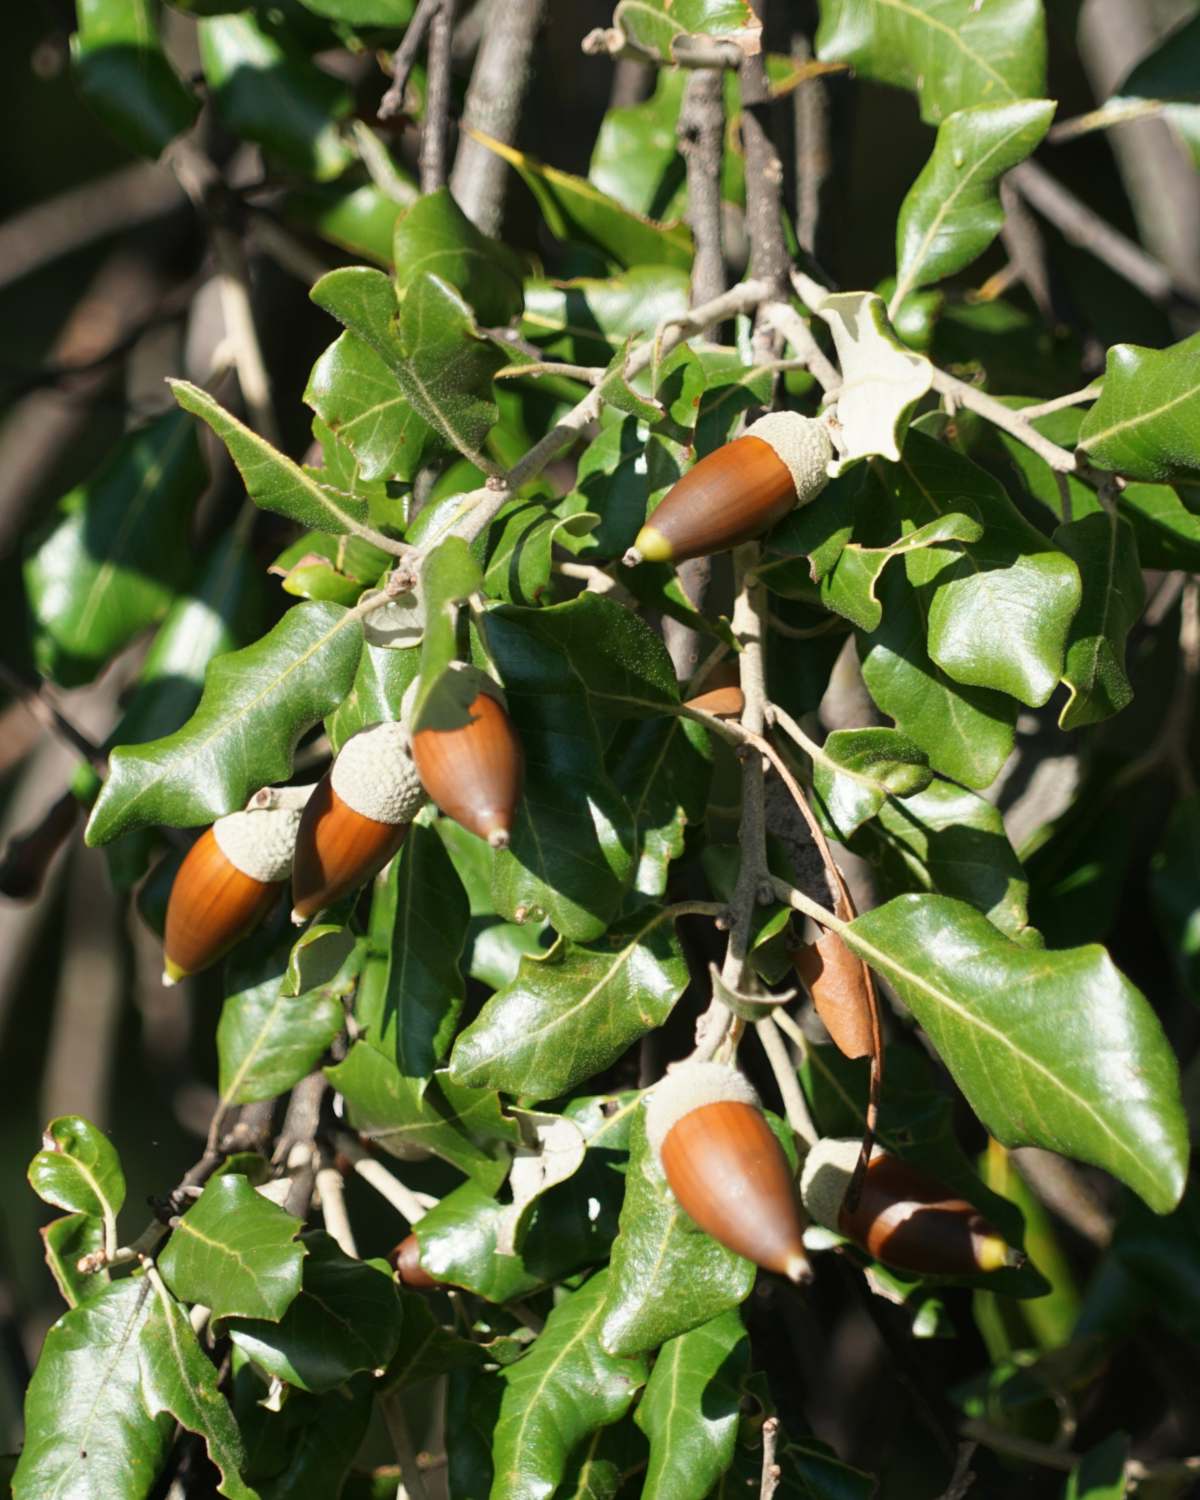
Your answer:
420,0 -> 458,194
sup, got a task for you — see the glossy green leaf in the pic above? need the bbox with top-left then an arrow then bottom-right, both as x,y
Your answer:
611,0 -> 759,64
468,133 -> 693,272
28,1115 -> 125,1223
170,380 -> 399,546
40,1213 -> 108,1308
521,268 -> 690,365
305,331 -> 432,484
326,635 -> 419,751
852,778 -> 1030,939
282,920 -> 360,997
600,1112 -> 755,1358
283,180 -> 408,265
393,186 -> 524,325
244,1374 -> 375,1500
812,726 -> 933,839
12,1280 -> 170,1500
72,0 -> 199,157
326,1042 -> 511,1189
491,1270 -> 648,1500
817,510 -> 984,632
1064,1433 -> 1129,1500
843,894 -> 1189,1213
569,417 -> 652,560
217,946 -> 346,1106
816,0 -> 1047,124
356,824 -> 469,1080
87,601 -> 363,842
227,1233 -> 403,1392
635,1308 -> 749,1500
816,292 -> 932,469
412,1180 -> 543,1303
475,499 -> 592,607
1079,334 -> 1200,482
312,266 -> 503,468
140,1276 -> 256,1499
857,562 -> 1017,790
449,906 -> 691,1101
1053,510 -> 1143,730
412,535 -> 483,724
589,71 -> 688,220
158,1174 -> 305,1322
1151,795 -> 1200,1006
609,713 -> 713,898
199,12 -> 352,180
894,100 -> 1055,306
24,410 -> 206,687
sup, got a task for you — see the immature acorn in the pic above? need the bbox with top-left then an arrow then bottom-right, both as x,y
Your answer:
791,931 -> 873,1061
407,665 -> 523,848
624,413 -> 833,567
163,805 -> 302,984
646,1061 -> 811,1283
800,1138 -> 1017,1275
291,721 -> 425,921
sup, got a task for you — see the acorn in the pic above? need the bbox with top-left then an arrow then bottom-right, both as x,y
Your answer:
162,805 -> 301,984
645,1061 -> 810,1283
388,1233 -> 438,1289
624,413 -> 833,567
407,665 -> 522,849
791,931 -> 873,1060
291,722 -> 425,922
800,1138 -> 1017,1275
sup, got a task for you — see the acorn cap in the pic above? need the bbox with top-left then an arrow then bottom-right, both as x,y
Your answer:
800,1136 -> 869,1234
644,1061 -> 760,1157
330,721 -> 425,825
212,805 -> 303,884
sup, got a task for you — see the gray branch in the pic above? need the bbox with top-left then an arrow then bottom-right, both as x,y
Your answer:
420,0 -> 457,194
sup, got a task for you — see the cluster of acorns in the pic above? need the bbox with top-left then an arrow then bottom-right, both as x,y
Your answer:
162,664 -> 522,983
172,410 -> 1017,1291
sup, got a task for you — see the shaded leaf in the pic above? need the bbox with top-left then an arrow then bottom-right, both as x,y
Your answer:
1053,510 -> 1143,730
87,601 -> 364,842
521,268 -> 690,365
386,1288 -> 489,1390
283,179 -> 407,266
609,713 -> 713,898
818,510 -> 984,633
1064,1433 -> 1129,1500
843,894 -> 1189,1213
244,1374 -> 375,1500
305,331 -> 432,484
1079,334 -> 1200,482
327,637 -> 420,751
1103,12 -> 1200,169
393,186 -> 524,325
72,0 -> 198,157
1150,795 -> 1200,1006
812,727 -> 933,839
28,1115 -> 125,1223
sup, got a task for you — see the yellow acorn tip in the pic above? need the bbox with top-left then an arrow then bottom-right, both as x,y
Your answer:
162,958 -> 186,987
975,1233 -> 1016,1273
630,524 -> 674,564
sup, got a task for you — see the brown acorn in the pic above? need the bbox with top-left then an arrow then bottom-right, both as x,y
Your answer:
791,930 -> 873,1060
291,722 -> 425,922
388,1232 -> 438,1289
409,667 -> 522,848
646,1061 -> 810,1283
624,413 -> 832,567
801,1139 -> 1016,1275
163,805 -> 301,984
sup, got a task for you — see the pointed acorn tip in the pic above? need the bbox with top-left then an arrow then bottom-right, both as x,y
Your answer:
487,828 -> 510,850
162,958 -> 185,987
290,906 -> 308,926
631,524 -> 674,564
975,1234 -> 1017,1274
785,1251 -> 814,1285
621,545 -> 643,568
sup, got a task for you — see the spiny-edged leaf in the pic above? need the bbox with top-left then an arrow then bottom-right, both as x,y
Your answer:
305,331 -> 432,484
1079,334 -> 1200,482
611,0 -> 760,65
28,1114 -> 125,1222
12,1279 -> 170,1500
392,186 -> 524,325
449,906 -> 690,1102
816,0 -> 1047,124
609,713 -> 713,898
41,1212 -> 108,1308
385,1287 -> 489,1391
894,99 -> 1055,307
600,1111 -> 755,1358
356,824 -> 469,1080
170,379 -> 399,547
857,562 -> 1017,790
87,601 -> 364,842
110,531 -> 266,751
491,1269 -> 649,1500
158,1174 -> 305,1323
466,130 -> 693,272
843,895 -> 1189,1213
199,11 -> 352,179
217,945 -> 346,1107
241,1373 -> 375,1500
818,509 -> 985,632
1151,795 -> 1200,1007
227,1232 -> 403,1393
24,409 -> 206,687
72,0 -> 198,157
311,265 -> 503,469
326,1042 -> 512,1189
1053,510 -> 1144,730
816,292 -> 932,468
635,1308 -> 750,1500
852,778 -> 1030,939
521,267 -> 690,365
889,431 -> 1081,707
812,726 -> 933,839
140,1275 -> 256,1499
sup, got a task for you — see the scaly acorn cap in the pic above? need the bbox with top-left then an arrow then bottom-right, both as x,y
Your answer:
162,805 -> 301,985
646,1061 -> 811,1284
625,412 -> 833,567
290,722 -> 425,922
800,1138 -> 1017,1275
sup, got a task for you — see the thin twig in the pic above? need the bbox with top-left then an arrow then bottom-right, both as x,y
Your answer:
739,7 -> 790,296
380,1389 -> 433,1500
1019,385 -> 1102,419
420,0 -> 457,194
316,1164 -> 358,1257
958,1420 -> 1076,1472
760,1415 -> 782,1500
379,0 -> 443,120
760,301 -> 840,394
930,368 -> 1077,473
756,1014 -> 818,1150
334,1132 -> 437,1224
